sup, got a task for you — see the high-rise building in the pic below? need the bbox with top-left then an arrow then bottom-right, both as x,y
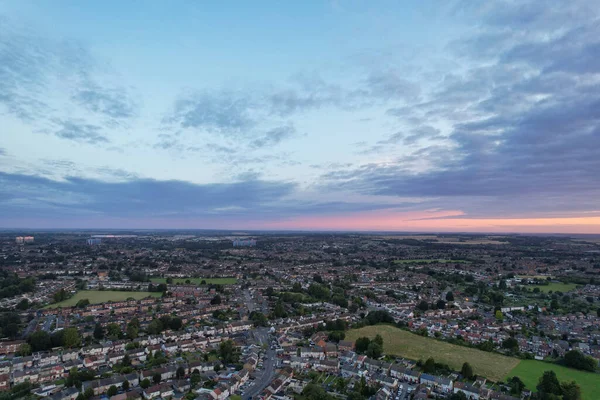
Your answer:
232,239 -> 256,247
87,238 -> 102,245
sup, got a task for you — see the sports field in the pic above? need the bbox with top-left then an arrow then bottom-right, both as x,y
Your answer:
508,360 -> 599,400
347,325 -> 518,382
46,290 -> 161,308
150,277 -> 237,285
530,282 -> 577,293
393,259 -> 471,264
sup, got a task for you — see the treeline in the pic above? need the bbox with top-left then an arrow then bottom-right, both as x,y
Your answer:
0,271 -> 35,299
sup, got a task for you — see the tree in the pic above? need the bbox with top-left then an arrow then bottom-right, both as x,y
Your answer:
417,300 -> 429,311
170,317 -> 183,331
122,354 -> 131,367
272,301 -> 287,318
122,380 -> 130,391
126,323 -> 139,340
564,350 -> 596,372
94,323 -> 105,340
355,337 -> 371,354
423,357 -> 436,373
63,327 -> 81,348
147,319 -> 163,335
365,341 -> 382,358
16,298 -> 29,310
210,294 -> 222,305
373,334 -> 383,346
106,323 -> 122,339
140,378 -> 150,389
328,331 -> 345,343
461,362 -> 473,379
508,376 -> 525,395
153,372 -> 161,384
28,330 -> 52,352
448,392 -> 467,400
502,337 -> 519,352
551,298 -> 560,310
76,299 -> 90,308
83,388 -> 94,399
313,274 -> 323,284
107,385 -> 118,397
495,310 -> 504,321
166,277 -> 173,284
436,299 -> 446,309
176,366 -> 186,379
561,381 -> 582,400
537,370 -> 562,397
446,291 -> 455,302
17,343 -> 32,356
219,340 -> 238,364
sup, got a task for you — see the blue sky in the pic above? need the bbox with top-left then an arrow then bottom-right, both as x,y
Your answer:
1,1 -> 600,232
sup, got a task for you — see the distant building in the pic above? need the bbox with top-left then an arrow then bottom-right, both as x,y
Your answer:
87,238 -> 102,245
16,236 -> 34,244
232,239 -> 256,247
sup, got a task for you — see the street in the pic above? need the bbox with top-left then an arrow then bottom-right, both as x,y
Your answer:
242,328 -> 276,399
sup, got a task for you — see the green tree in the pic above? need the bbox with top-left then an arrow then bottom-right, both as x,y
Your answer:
495,310 -> 504,320
508,376 -> 525,395
355,337 -> 371,354
272,301 -> 287,318
28,330 -> 52,352
147,319 -> 164,335
140,379 -> 150,389
436,299 -> 446,309
176,366 -> 186,379
122,380 -> 130,391
423,357 -> 436,373
446,291 -> 455,301
170,317 -> 183,331
537,371 -> 562,397
83,388 -> 94,399
219,340 -> 238,364
106,323 -> 122,339
126,323 -> 138,340
93,323 -> 105,340
16,298 -> 29,310
373,334 -> 383,346
63,327 -> 81,348
210,294 -> 222,305
502,337 -> 519,352
417,300 -> 429,311
107,385 -> 118,397
365,341 -> 382,358
153,373 -> 161,384
561,381 -> 582,400
448,392 -> 467,400
563,350 -> 596,372
16,343 -> 32,356
461,362 -> 473,379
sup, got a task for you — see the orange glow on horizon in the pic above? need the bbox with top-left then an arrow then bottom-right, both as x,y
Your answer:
263,210 -> 600,233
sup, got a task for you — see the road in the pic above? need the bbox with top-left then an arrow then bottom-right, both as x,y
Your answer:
242,328 -> 276,399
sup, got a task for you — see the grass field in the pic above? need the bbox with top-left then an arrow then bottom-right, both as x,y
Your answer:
393,259 -> 471,264
347,325 -> 518,382
530,282 -> 578,293
46,290 -> 161,308
508,360 -> 600,400
150,277 -> 237,285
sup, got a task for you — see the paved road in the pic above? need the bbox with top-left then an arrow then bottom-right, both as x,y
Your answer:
242,328 -> 276,399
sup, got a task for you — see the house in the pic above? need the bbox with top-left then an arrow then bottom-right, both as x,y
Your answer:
338,340 -> 355,352
454,382 -> 480,399
403,369 -> 421,384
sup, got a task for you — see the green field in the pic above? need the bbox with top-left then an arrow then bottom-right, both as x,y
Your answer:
347,325 -> 518,381
393,259 -> 471,264
530,282 -> 578,293
508,360 -> 599,400
150,277 -> 237,285
46,290 -> 161,308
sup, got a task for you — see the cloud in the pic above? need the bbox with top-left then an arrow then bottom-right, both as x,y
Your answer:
73,85 -> 136,120
321,0 -> 600,219
0,16 -> 136,141
250,125 -> 297,148
54,120 -> 109,144
0,171 -> 297,219
0,148 -> 5,157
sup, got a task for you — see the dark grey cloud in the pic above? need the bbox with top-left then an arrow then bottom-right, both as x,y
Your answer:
0,171 -> 296,219
321,0 -> 600,218
54,121 -> 109,144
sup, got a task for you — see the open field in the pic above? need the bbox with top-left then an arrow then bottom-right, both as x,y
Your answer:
530,282 -> 578,293
347,325 -> 518,382
508,360 -> 600,400
46,290 -> 161,308
377,235 -> 507,245
150,277 -> 237,285
393,259 -> 471,264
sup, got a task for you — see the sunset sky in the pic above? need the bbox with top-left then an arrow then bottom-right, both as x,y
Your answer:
1,1 -> 599,233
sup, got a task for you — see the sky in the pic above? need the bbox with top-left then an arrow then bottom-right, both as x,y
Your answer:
1,0 -> 600,233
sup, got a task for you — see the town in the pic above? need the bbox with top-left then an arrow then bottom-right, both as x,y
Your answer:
0,232 -> 598,400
